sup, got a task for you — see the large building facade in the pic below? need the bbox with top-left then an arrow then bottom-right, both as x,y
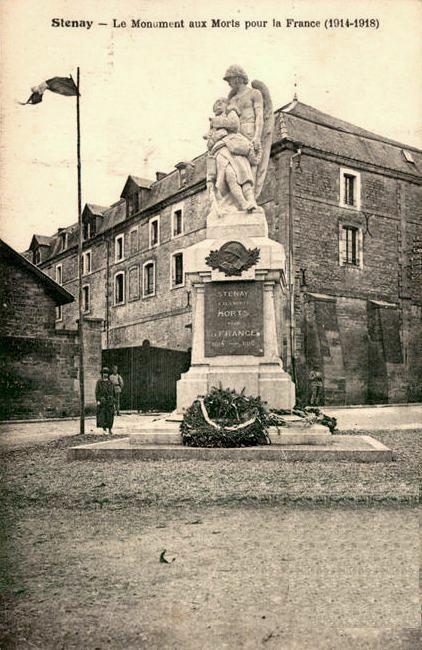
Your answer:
27,99 -> 422,408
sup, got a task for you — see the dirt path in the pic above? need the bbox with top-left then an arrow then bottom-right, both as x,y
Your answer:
2,505 -> 419,649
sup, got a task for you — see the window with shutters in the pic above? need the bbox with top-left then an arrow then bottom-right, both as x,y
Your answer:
340,168 -> 361,210
339,224 -> 363,267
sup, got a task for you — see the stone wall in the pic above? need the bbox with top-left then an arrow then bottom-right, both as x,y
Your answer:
0,257 -> 58,336
0,332 -> 80,420
272,151 -> 422,404
0,255 -> 103,419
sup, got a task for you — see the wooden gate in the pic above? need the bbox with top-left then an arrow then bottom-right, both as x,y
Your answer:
102,342 -> 191,412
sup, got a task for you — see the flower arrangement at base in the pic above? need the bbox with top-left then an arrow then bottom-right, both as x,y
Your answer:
180,385 -> 338,448
268,407 -> 338,433
180,385 -> 270,448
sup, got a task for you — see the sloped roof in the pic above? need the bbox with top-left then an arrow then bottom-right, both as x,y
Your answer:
30,234 -> 54,249
280,100 -> 418,149
1,239 -> 74,305
28,100 -> 421,264
48,224 -> 79,257
84,203 -> 108,217
120,175 -> 154,198
275,100 -> 422,175
100,200 -> 127,231
131,175 -> 153,188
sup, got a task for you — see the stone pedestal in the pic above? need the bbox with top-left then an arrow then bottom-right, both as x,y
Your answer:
176,207 -> 295,412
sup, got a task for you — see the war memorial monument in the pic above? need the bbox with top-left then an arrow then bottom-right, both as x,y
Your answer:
70,66 -> 392,461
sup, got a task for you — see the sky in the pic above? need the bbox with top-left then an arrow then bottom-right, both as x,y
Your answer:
1,0 -> 421,251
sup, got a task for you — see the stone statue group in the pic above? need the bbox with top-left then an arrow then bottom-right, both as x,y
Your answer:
204,65 -> 274,214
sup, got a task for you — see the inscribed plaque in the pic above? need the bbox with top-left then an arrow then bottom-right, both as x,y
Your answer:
204,281 -> 264,356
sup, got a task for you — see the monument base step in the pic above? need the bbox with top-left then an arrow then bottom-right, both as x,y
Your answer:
126,418 -> 331,446
68,435 -> 392,463
268,424 -> 332,445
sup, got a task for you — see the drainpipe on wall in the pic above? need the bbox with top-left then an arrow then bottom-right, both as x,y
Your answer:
106,238 -> 110,348
288,144 -> 302,387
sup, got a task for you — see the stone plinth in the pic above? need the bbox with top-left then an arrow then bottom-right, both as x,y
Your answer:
268,425 -> 332,446
68,435 -> 393,462
176,207 -> 295,413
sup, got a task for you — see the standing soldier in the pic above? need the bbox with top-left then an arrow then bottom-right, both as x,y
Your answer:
109,365 -> 124,415
309,366 -> 323,406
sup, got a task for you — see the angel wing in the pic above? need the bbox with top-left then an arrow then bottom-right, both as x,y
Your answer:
251,80 -> 274,199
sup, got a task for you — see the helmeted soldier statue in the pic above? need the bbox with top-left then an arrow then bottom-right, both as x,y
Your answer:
204,65 -> 274,214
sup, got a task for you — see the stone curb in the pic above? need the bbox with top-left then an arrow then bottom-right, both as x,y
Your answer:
68,435 -> 393,463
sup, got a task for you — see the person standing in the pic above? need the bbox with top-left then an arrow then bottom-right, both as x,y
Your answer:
95,367 -> 115,434
309,366 -> 323,406
109,365 -> 124,415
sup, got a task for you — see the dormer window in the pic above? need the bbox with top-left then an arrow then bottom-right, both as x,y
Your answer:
179,166 -> 187,186
126,192 -> 140,217
58,232 -> 68,251
82,204 -> 106,241
120,176 -> 152,217
175,162 -> 194,188
83,220 -> 96,241
33,248 -> 41,265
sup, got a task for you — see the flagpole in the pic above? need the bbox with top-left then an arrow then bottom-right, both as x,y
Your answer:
76,66 -> 85,435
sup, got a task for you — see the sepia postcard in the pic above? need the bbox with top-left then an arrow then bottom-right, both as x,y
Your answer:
0,1 -> 421,648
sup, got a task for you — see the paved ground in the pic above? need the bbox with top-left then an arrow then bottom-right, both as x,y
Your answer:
0,405 -> 421,449
324,404 -> 422,431
0,413 -> 164,449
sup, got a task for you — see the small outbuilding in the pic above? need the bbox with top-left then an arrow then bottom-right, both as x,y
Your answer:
0,239 -> 102,420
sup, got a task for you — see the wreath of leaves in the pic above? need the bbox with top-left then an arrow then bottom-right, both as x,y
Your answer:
181,386 -> 338,448
180,385 -> 270,448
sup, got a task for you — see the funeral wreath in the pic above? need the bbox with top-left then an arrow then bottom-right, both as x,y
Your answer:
180,386 -> 337,448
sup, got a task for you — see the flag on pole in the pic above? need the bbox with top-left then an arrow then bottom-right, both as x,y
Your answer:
21,76 -> 79,105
